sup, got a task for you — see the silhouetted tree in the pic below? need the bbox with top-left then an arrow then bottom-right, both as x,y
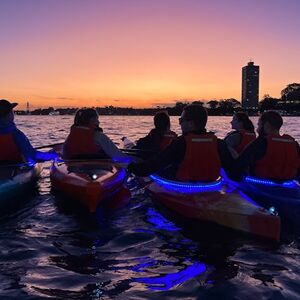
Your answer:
281,83 -> 300,101
259,94 -> 279,111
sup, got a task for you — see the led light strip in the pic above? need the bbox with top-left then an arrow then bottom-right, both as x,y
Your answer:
149,174 -> 223,192
245,176 -> 297,187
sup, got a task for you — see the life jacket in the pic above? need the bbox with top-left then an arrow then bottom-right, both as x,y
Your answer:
235,130 -> 256,154
159,130 -> 177,150
176,133 -> 221,182
63,126 -> 108,159
254,134 -> 300,180
0,132 -> 24,163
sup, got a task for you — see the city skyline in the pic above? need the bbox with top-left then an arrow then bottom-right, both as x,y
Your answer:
1,0 -> 300,109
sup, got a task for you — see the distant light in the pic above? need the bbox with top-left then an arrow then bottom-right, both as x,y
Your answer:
269,206 -> 278,216
92,174 -> 98,180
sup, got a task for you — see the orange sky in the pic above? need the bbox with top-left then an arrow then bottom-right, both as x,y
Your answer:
1,1 -> 299,109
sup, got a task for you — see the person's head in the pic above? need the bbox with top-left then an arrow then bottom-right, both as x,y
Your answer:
0,99 -> 18,123
257,111 -> 283,136
74,108 -> 99,128
231,112 -> 254,132
154,111 -> 170,132
179,104 -> 207,134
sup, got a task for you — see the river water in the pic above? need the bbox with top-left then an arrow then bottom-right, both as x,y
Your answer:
0,115 -> 299,299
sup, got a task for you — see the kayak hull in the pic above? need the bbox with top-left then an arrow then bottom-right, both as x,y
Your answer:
0,163 -> 42,210
147,181 -> 281,241
50,160 -> 129,212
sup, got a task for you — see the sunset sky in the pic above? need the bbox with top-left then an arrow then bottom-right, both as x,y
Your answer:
1,0 -> 299,109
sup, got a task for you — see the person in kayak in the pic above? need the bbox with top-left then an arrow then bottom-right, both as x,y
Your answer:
0,99 -> 58,164
134,111 -> 177,152
63,108 -> 130,162
128,104 -> 233,181
232,110 -> 300,181
224,112 -> 256,157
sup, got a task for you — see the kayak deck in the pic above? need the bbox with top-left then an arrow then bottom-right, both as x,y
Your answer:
50,160 -> 128,212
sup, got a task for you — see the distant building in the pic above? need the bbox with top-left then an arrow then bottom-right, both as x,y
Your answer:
242,61 -> 259,109
26,102 -> 31,115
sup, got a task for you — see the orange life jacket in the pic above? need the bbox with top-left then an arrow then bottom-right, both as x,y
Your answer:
0,132 -> 24,163
176,133 -> 221,182
63,126 -> 107,159
254,134 -> 300,180
159,130 -> 177,150
235,130 -> 256,154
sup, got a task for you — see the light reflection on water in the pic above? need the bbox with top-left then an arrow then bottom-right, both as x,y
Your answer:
0,115 -> 298,299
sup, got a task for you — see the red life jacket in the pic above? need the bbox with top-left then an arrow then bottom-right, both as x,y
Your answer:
0,132 -> 24,163
235,130 -> 256,154
254,134 -> 300,180
63,126 -> 107,159
159,130 -> 177,150
176,133 -> 221,182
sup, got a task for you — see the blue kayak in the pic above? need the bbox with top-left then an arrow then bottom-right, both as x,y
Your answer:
0,163 -> 42,212
224,174 -> 300,224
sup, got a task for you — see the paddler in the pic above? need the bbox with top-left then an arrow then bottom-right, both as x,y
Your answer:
133,110 -> 177,152
224,112 -> 256,157
128,104 -> 234,181
63,108 -> 131,162
0,99 -> 58,164
233,110 -> 300,181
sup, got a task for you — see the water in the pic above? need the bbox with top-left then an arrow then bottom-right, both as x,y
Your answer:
0,116 -> 299,299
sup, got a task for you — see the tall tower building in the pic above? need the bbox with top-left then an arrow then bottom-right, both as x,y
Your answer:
242,61 -> 259,109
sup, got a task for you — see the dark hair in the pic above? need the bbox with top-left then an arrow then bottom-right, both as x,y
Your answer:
74,108 -> 98,126
183,104 -> 207,130
260,111 -> 283,130
154,111 -> 170,131
235,112 -> 255,132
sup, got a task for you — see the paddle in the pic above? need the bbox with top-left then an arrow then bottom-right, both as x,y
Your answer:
0,162 -> 35,168
35,142 -> 64,150
55,158 -> 130,169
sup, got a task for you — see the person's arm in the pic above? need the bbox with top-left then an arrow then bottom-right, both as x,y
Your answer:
94,132 -> 131,162
230,137 -> 267,181
217,139 -> 234,172
135,129 -> 160,151
128,137 -> 185,177
13,129 -> 57,162
224,131 -> 241,148
224,131 -> 241,158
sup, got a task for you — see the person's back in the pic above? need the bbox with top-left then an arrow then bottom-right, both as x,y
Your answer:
129,104 -> 233,181
175,131 -> 221,182
224,112 -> 256,157
63,108 -> 130,162
135,111 -> 177,152
0,99 -> 57,164
233,111 -> 300,181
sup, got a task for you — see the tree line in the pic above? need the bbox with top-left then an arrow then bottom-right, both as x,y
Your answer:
16,83 -> 300,116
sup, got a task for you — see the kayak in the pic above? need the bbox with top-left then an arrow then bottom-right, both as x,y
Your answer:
225,175 -> 300,223
146,175 -> 281,241
50,160 -> 130,212
0,163 -> 42,210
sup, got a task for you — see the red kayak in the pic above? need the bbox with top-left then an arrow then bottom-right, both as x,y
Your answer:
146,175 -> 281,241
50,160 -> 130,212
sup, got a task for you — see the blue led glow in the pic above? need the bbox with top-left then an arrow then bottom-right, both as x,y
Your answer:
245,176 -> 297,188
149,174 -> 223,193
134,262 -> 206,291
